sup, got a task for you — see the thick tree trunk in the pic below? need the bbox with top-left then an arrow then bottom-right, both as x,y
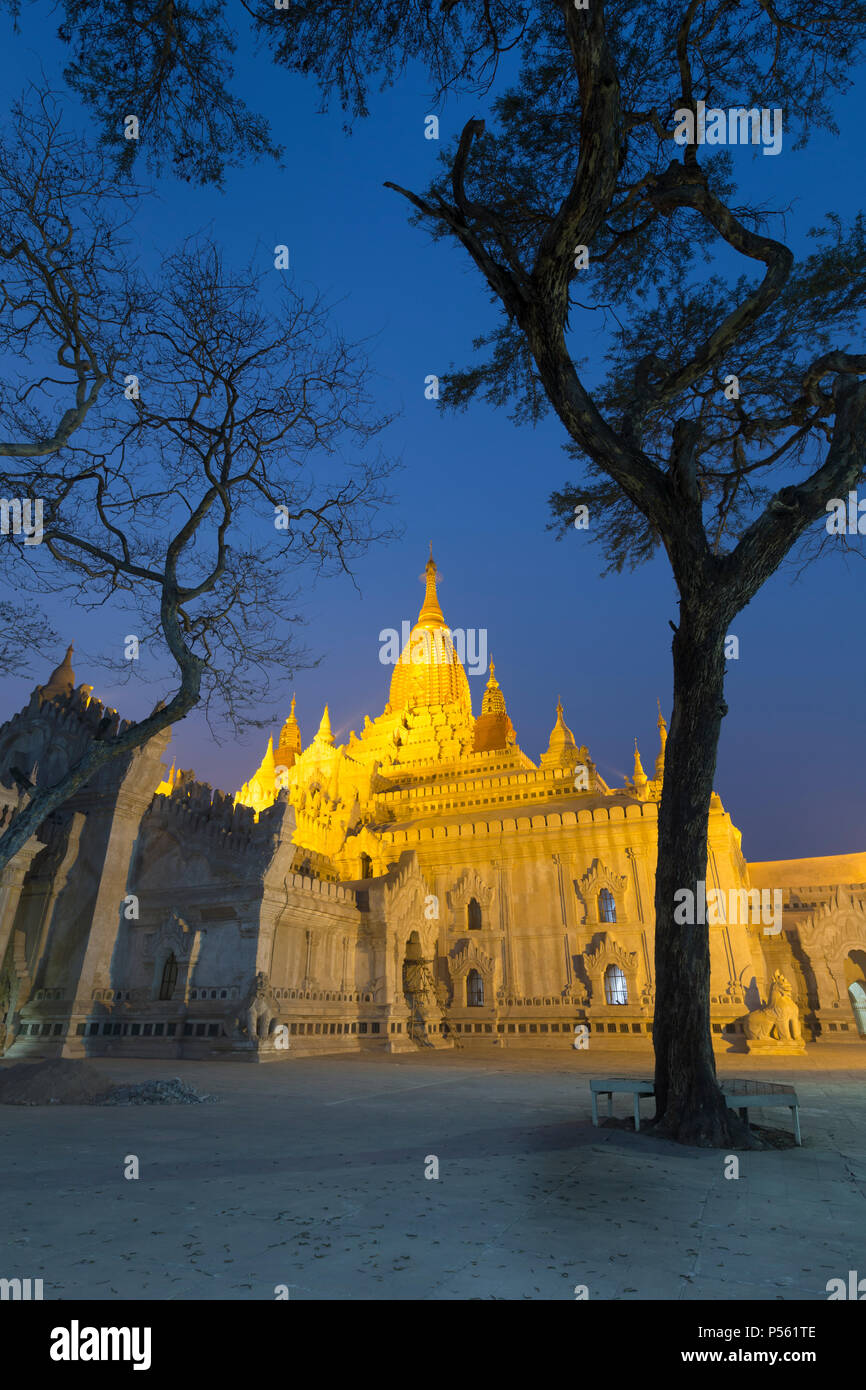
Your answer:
651,607 -> 755,1147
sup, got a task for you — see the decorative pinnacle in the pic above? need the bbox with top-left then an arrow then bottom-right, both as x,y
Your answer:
633,739 -> 648,782
418,544 -> 444,624
316,704 -> 334,744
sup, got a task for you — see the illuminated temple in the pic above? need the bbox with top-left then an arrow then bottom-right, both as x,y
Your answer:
0,550 -> 865,1060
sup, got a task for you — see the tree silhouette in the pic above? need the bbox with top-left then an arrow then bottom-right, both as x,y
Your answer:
0,90 -> 395,872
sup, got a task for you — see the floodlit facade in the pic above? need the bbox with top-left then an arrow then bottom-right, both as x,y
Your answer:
1,550 -> 864,1060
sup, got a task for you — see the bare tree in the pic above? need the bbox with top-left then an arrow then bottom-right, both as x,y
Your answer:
0,90 -> 396,870
0,601 -> 56,675
6,4 -> 866,1143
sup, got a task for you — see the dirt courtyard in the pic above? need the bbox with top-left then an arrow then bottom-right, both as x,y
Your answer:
1,1044 -> 864,1300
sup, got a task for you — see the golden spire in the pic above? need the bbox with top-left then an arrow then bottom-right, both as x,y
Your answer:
655,698 -> 668,781
261,736 -> 276,778
474,655 -> 515,751
278,692 -> 302,761
552,698 -> 572,743
540,698 -> 579,766
418,545 -> 445,625
633,738 -> 648,794
315,704 -> 335,746
481,656 -> 506,717
388,546 -> 472,716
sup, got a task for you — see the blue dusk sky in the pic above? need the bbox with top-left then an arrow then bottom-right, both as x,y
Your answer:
0,8 -> 863,863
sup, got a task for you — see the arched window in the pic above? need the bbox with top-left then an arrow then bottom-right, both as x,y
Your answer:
467,969 -> 484,1007
604,964 -> 628,1005
598,888 -> 617,923
159,953 -> 178,1001
360,853 -> 373,880
467,897 -> 482,930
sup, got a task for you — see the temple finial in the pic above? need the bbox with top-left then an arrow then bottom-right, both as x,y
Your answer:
655,701 -> 667,780
540,697 -> 577,766
316,704 -> 334,745
633,738 -> 648,792
418,544 -> 444,623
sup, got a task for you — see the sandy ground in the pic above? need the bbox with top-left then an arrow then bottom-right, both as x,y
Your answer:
1,1044 -> 864,1301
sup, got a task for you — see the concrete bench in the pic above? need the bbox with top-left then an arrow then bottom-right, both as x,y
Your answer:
720,1077 -> 802,1145
590,1077 -> 655,1131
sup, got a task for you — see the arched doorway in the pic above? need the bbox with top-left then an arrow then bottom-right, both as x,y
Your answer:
848,980 -> 866,1036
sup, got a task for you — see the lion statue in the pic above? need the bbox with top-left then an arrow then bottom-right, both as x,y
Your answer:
743,971 -> 802,1043
229,971 -> 277,1042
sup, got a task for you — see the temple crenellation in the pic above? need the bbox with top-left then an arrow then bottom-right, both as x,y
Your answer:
0,547 -> 864,1061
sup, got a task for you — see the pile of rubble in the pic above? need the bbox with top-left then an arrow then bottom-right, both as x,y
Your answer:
100,1077 -> 218,1105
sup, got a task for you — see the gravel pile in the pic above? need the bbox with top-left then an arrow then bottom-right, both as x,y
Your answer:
100,1078 -> 218,1106
0,1061 -> 218,1106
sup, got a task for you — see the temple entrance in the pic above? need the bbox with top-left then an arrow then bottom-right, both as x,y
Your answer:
844,953 -> 866,1036
848,981 -> 866,1036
